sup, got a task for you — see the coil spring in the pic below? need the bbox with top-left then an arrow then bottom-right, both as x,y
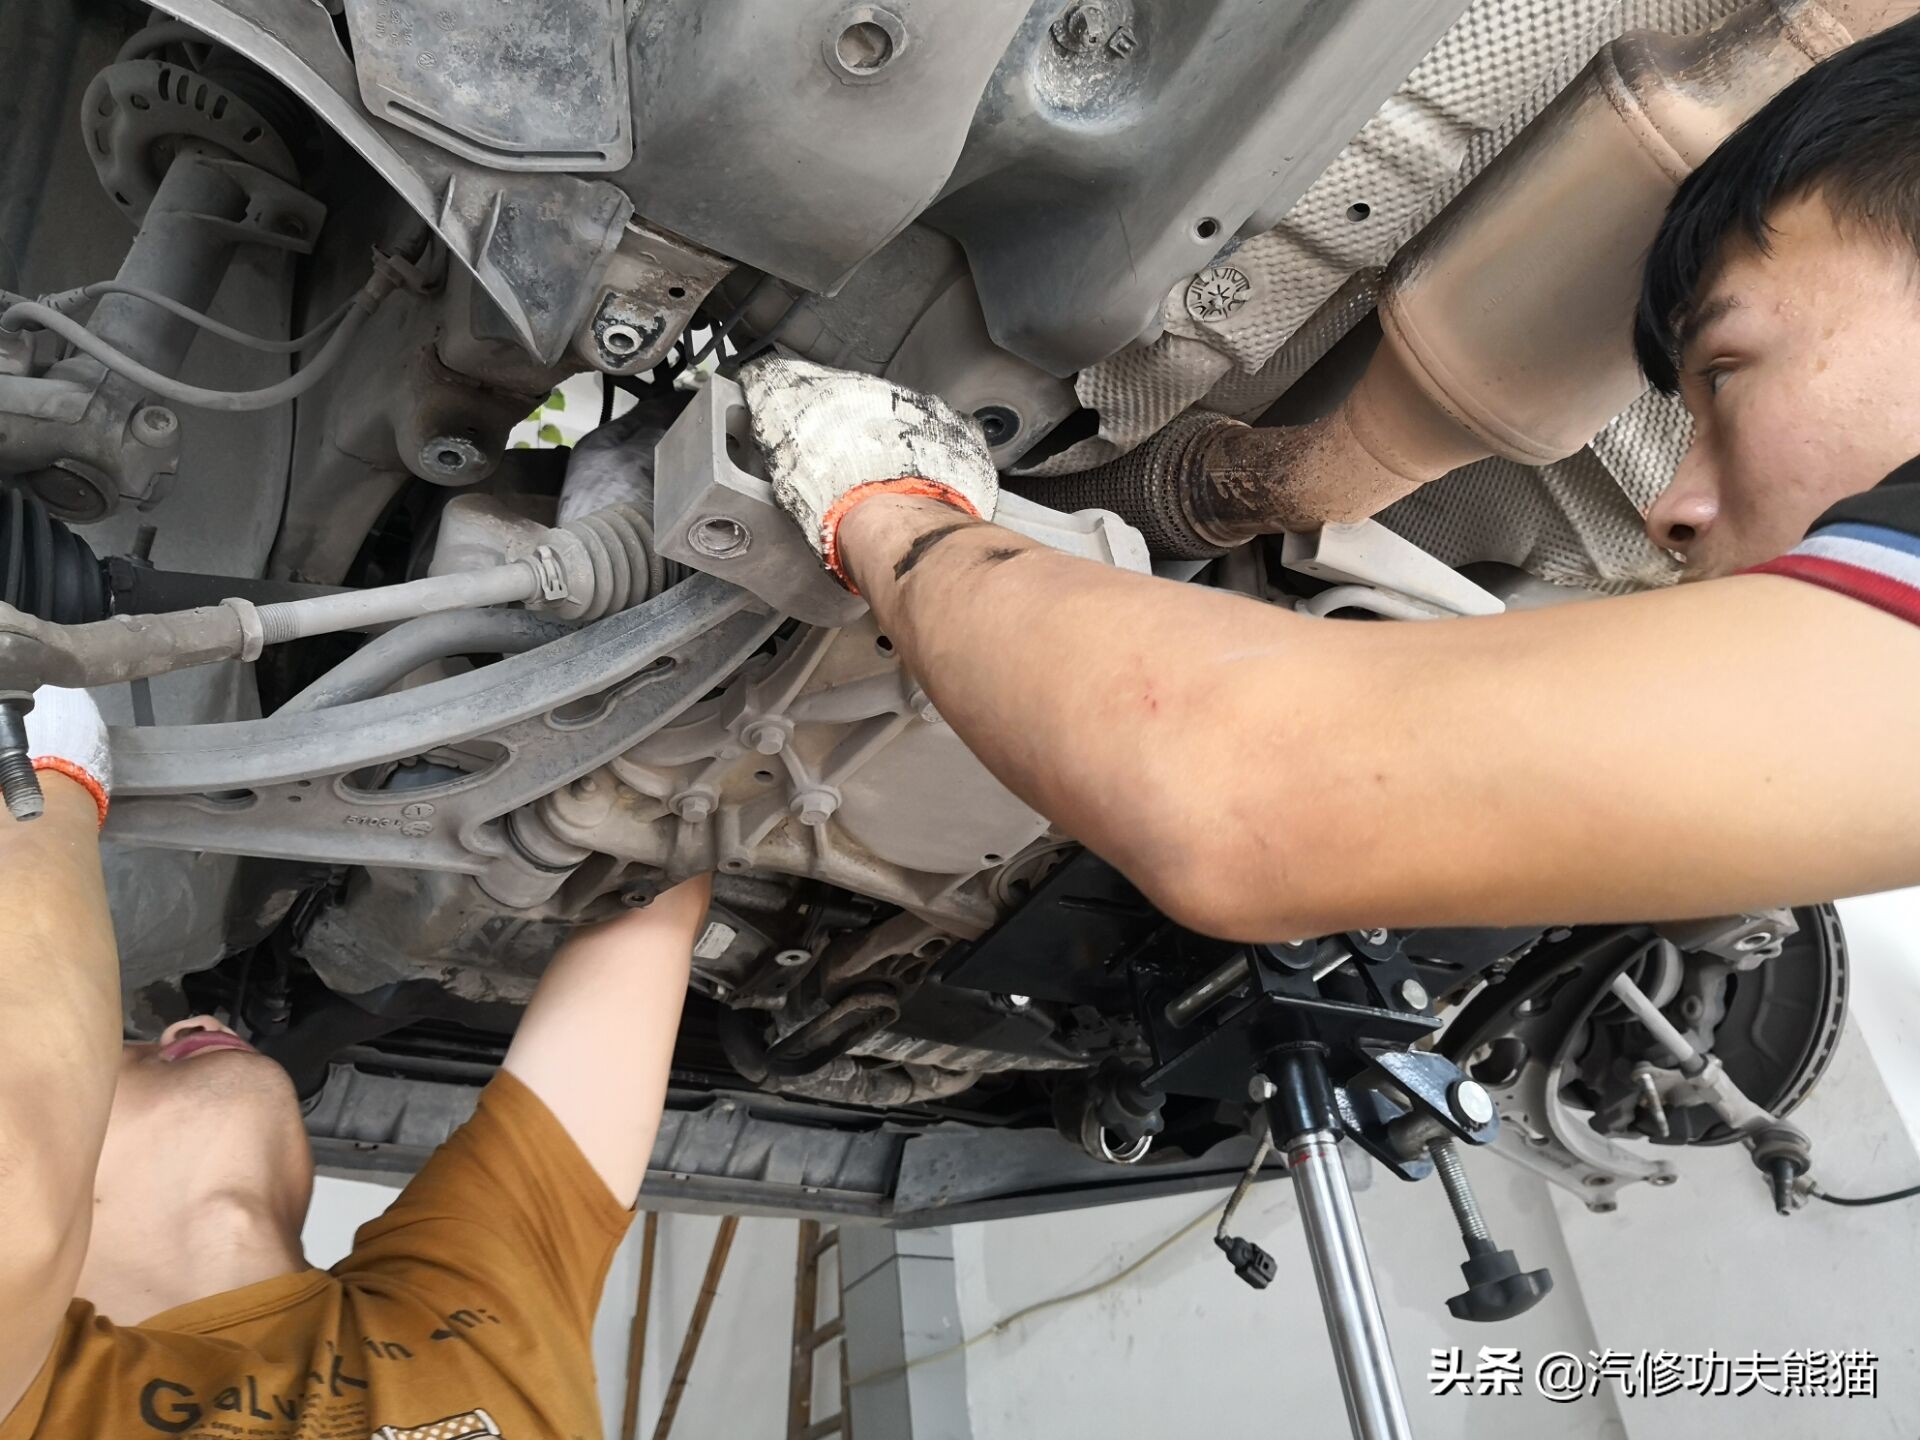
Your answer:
558,502 -> 663,622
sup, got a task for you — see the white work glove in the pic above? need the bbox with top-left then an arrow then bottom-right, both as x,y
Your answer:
18,686 -> 111,827
739,356 -> 999,590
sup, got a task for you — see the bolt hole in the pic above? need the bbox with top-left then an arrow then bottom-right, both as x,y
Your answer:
1346,202 -> 1372,222
721,857 -> 748,873
436,449 -> 464,469
972,404 -> 1019,447
130,93 -> 150,111
875,634 -> 894,655
753,769 -> 776,784
297,779 -> 313,788
690,515 -> 750,559
982,852 -> 1004,865
288,794 -> 302,803
668,285 -> 687,300
1193,216 -> 1221,242
836,19 -> 894,72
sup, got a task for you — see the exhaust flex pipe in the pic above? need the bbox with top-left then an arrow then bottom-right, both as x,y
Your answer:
1023,0 -> 1919,558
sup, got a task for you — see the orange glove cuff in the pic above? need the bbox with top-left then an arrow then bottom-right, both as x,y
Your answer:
819,476 -> 983,593
33,757 -> 110,830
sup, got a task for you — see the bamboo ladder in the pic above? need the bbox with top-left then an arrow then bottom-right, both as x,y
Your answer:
787,1221 -> 852,1440
618,1212 -> 743,1440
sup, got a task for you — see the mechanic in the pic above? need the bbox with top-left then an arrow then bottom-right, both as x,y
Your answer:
741,19 -> 1920,944
3,20 -> 1918,1440
0,688 -> 713,1439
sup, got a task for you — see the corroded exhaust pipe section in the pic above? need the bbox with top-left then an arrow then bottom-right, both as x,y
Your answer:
1034,0 -> 1918,556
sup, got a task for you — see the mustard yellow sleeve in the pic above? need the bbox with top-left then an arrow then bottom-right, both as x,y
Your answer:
334,1070 -> 635,1332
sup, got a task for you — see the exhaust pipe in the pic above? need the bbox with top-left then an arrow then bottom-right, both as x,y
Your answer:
1026,0 -> 1917,557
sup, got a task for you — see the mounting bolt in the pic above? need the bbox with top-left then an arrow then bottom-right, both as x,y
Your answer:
773,948 -> 812,968
742,719 -> 790,755
1248,1073 -> 1277,1103
1397,977 -> 1430,1012
130,404 -> 178,448
0,698 -> 43,822
1105,22 -> 1137,56
1448,1079 -> 1495,1129
1360,929 -> 1390,946
1050,2 -> 1108,52
792,788 -> 838,826
672,790 -> 715,823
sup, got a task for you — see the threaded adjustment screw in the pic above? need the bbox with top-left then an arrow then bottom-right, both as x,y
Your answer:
0,701 -> 44,821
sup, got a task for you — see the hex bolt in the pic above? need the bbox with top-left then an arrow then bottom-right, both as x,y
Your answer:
1105,22 -> 1137,56
742,719 -> 789,755
1398,977 -> 1430,1012
1248,1073 -> 1277,1103
792,788 -> 838,826
672,791 -> 715,823
1428,1139 -> 1491,1244
0,699 -> 43,822
1360,928 -> 1389,946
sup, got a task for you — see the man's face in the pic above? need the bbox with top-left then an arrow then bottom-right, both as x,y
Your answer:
1645,193 -> 1920,579
98,1015 -> 311,1199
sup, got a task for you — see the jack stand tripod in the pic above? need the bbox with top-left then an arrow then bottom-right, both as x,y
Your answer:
944,856 -> 1556,1439
1266,1045 -> 1410,1439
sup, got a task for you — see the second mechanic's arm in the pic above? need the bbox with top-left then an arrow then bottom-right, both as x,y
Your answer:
837,491 -> 1920,939
501,875 -> 710,1207
0,694 -> 119,1424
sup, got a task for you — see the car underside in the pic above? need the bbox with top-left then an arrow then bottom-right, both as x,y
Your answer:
0,0 -> 1871,1224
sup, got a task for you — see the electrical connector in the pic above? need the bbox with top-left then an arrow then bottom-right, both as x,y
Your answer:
1215,1234 -> 1276,1290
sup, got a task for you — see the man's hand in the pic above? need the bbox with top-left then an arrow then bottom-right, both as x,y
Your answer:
19,686 -> 112,828
1,688 -> 119,1423
739,356 -> 998,589
503,875 -> 714,1207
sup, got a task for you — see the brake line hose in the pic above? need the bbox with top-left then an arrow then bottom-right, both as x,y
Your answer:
35,282 -> 358,355
0,265 -> 395,412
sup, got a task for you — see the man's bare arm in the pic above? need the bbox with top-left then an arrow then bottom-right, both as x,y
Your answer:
841,494 -> 1920,939
501,875 -> 709,1207
0,778 -> 123,1421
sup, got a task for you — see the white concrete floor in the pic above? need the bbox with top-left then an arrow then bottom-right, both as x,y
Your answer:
307,889 -> 1920,1438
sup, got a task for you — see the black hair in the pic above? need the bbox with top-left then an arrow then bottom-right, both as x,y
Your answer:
1634,14 -> 1920,394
